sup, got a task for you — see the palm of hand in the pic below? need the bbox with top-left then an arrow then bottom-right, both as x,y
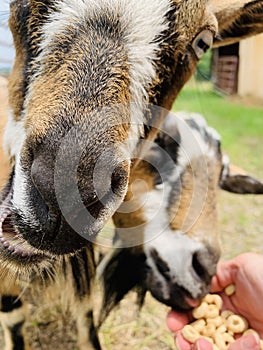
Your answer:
212,253 -> 263,338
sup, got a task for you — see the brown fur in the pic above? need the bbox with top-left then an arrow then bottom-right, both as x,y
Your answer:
8,1 -> 29,122
170,159 -> 221,243
211,0 -> 263,46
113,160 -> 155,230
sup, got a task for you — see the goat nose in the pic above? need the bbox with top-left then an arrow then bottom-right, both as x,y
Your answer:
151,244 -> 219,285
31,155 -> 129,212
151,244 -> 219,291
191,247 -> 219,284
147,239 -> 220,308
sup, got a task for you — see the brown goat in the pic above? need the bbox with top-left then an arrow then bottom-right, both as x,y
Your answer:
0,1 -> 263,349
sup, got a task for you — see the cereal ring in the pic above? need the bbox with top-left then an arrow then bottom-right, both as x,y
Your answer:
214,332 -> 235,350
243,329 -> 259,336
215,324 -> 227,334
227,315 -> 248,333
227,329 -> 234,336
183,291 -> 261,349
205,304 -> 219,319
224,284 -> 236,296
200,323 -> 216,337
206,316 -> 224,328
192,301 -> 208,319
190,319 -> 206,332
182,325 -> 200,343
221,310 -> 234,320
212,345 -> 220,350
203,294 -> 223,310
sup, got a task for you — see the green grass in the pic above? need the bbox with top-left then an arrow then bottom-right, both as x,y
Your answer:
195,50 -> 212,81
172,81 -> 263,176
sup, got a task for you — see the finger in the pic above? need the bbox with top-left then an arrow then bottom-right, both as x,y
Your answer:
210,260 -> 238,293
193,338 -> 214,350
166,311 -> 189,332
175,332 -> 216,350
174,331 -> 192,350
228,334 -> 261,350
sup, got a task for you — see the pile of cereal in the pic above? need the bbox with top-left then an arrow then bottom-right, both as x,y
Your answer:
182,284 -> 263,350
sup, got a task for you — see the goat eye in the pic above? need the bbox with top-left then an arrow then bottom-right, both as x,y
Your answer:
155,183 -> 164,190
155,178 -> 164,190
192,30 -> 213,59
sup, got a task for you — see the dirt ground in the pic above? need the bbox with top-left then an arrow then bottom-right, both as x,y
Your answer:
0,77 -> 262,349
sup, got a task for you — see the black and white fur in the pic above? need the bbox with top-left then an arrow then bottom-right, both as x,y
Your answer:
98,112 -> 263,324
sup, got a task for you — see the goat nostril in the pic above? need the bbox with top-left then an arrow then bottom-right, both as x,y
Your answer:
192,252 -> 206,280
31,158 -> 55,203
150,248 -> 171,281
46,211 -> 61,230
111,162 -> 129,196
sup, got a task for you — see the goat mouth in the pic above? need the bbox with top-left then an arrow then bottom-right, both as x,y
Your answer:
0,189 -> 48,263
147,277 -> 204,311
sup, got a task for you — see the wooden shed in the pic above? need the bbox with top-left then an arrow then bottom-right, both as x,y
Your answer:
212,33 -> 263,98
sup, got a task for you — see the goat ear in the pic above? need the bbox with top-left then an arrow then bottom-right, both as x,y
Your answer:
210,0 -> 263,47
220,155 -> 263,194
97,247 -> 146,325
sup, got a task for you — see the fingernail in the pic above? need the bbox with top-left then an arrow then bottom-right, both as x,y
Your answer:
175,332 -> 191,350
241,334 -> 260,349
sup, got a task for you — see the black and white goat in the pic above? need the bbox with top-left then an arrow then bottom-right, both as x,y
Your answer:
99,112 -> 263,323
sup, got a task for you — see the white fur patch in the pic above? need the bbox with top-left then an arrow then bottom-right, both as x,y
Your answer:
0,307 -> 25,350
140,185 -> 172,244
12,156 -> 41,228
0,307 -> 25,327
2,112 -> 41,226
176,112 -> 219,168
145,230 -> 205,299
161,111 -> 221,179
3,112 -> 26,159
3,111 -> 42,231
220,154 -> 230,183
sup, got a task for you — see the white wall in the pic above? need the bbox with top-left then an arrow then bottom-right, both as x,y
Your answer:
238,33 -> 263,99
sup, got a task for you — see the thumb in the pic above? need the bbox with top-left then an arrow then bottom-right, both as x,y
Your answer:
193,338 -> 214,350
228,334 -> 261,350
211,260 -> 238,293
166,311 -> 189,332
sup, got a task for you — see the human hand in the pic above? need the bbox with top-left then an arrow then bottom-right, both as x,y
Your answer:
166,322 -> 260,350
166,253 -> 263,349
211,253 -> 263,337
177,333 -> 260,349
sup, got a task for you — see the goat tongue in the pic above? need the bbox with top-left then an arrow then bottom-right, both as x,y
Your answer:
184,296 -> 201,308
